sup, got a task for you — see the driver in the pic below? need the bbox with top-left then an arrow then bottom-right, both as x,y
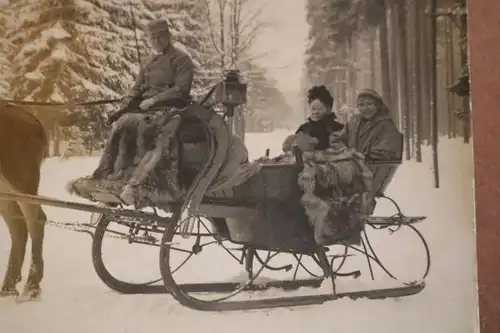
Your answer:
95,18 -> 195,178
117,18 -> 195,115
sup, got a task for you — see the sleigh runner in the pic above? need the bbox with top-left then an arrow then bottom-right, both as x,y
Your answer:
0,94 -> 430,311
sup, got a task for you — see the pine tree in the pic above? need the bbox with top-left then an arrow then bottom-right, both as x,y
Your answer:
8,0 -> 93,102
6,0 -> 153,101
305,0 -> 348,98
70,0 -> 157,148
5,0 -> 154,151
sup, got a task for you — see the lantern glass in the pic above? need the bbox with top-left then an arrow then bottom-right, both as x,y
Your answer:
224,81 -> 247,105
214,70 -> 248,106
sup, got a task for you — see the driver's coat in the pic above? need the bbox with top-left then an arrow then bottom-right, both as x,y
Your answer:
127,43 -> 195,103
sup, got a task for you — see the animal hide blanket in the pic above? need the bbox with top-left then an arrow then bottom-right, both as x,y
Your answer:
67,108 -> 261,209
258,146 -> 373,246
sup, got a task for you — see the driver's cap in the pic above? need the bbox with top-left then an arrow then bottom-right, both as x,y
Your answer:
147,18 -> 170,34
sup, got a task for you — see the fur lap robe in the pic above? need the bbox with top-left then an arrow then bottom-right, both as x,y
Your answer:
259,147 -> 373,246
67,109 -> 186,209
299,148 -> 373,245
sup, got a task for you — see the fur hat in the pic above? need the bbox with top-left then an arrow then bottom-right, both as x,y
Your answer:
356,88 -> 383,101
356,88 -> 391,115
307,85 -> 334,110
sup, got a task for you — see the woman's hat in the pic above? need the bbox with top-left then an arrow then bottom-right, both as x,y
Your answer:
357,88 -> 383,101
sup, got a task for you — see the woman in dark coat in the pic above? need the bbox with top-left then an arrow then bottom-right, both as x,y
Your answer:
283,85 -> 344,152
333,89 -> 403,161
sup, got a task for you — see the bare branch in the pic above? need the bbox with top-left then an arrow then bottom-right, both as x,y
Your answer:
219,3 -> 226,70
236,23 -> 263,55
237,51 -> 270,64
207,0 -> 270,71
200,0 -> 222,56
238,2 -> 269,34
216,0 -> 229,11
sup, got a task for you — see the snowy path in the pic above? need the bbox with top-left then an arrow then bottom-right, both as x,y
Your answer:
0,130 -> 478,333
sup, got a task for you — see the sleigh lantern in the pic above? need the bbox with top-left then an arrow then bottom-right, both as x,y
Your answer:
215,69 -> 247,107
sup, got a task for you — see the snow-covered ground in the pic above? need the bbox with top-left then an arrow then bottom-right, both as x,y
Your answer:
0,129 -> 478,333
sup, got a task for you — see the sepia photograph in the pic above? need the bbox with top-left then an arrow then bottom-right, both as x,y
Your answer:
0,0 -> 478,332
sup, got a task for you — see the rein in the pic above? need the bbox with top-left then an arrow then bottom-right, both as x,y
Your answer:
0,98 -> 122,108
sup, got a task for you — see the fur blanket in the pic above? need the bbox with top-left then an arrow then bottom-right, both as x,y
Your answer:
67,108 -> 260,209
258,146 -> 373,245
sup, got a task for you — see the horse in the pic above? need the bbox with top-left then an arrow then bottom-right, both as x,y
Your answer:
0,102 -> 49,301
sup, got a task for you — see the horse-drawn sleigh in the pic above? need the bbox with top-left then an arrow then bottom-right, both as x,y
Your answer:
0,85 -> 430,311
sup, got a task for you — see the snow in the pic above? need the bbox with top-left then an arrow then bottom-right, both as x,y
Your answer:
17,24 -> 73,82
41,21 -> 71,40
23,70 -> 45,82
16,20 -> 74,59
0,130 -> 478,333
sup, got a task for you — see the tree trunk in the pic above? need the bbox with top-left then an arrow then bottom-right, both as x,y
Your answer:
410,0 -> 422,162
53,126 -> 61,157
419,0 -> 431,145
429,0 -> 439,188
406,1 -> 414,157
397,1 -> 411,160
219,1 -> 226,73
339,46 -> 348,105
348,35 -> 358,106
379,4 -> 392,110
369,31 -> 376,89
445,18 -> 455,139
459,13 -> 470,143
389,3 -> 400,129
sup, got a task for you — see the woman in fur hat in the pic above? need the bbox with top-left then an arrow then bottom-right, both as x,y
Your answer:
332,88 -> 403,161
282,85 -> 344,152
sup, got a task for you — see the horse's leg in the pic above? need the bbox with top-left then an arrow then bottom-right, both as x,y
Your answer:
18,203 -> 46,300
0,201 -> 28,297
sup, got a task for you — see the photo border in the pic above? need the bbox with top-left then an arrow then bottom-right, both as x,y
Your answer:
468,1 -> 500,331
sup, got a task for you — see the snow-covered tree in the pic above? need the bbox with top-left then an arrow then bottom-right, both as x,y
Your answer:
5,0 -> 154,153
6,0 -> 156,102
0,4 -> 12,98
239,60 -> 291,130
305,0 -> 345,88
4,0 -> 233,152
8,1 -> 94,102
60,127 -> 87,159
